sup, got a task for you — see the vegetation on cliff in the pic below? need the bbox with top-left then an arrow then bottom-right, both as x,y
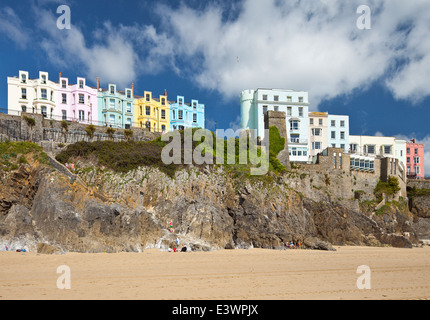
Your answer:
0,141 -> 49,171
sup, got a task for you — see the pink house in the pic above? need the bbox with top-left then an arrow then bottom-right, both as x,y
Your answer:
57,73 -> 98,125
406,139 -> 425,179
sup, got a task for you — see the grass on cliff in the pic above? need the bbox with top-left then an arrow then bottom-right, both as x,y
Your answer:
0,141 -> 49,171
55,128 -> 285,179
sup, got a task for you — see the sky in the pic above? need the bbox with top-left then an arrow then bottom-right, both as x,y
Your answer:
0,0 -> 429,175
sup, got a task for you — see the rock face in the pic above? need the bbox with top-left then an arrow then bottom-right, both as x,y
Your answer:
0,157 -> 425,253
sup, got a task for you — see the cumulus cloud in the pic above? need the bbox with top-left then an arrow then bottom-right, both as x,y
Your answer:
147,0 -> 430,107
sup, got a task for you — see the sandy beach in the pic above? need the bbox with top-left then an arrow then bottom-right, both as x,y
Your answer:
0,246 -> 429,300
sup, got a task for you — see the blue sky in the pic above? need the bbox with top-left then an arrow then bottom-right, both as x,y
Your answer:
1,0 -> 429,174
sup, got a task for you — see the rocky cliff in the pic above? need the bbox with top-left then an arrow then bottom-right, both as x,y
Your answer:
1,144 -> 426,253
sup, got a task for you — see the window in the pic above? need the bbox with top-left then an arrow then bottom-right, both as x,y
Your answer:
41,106 -> 47,118
274,106 -> 279,112
414,157 -> 420,164
178,110 -> 183,120
331,120 -> 335,127
312,142 -> 321,150
298,97 -> 303,103
126,90 -> 131,99
341,144 -> 345,150
290,135 -> 300,143
310,118 -> 314,125
415,166 -> 421,175
161,110 -> 166,119
290,120 -> 299,131
162,99 -> 166,106
340,120 -> 345,127
41,89 -> 47,99
318,119 -> 323,126
79,110 -> 85,121
79,80 -> 84,89
21,105 -> 27,113
21,88 -> 27,99
62,110 -> 67,121
126,103 -> 131,113
21,74 -> 27,83
110,99 -> 115,108
178,98 -> 183,105
262,94 -> 267,101
146,106 -> 151,116
407,166 -> 411,175
62,80 -> 67,88
331,131 -> 336,139
274,95 -> 279,102
350,144 -> 358,152
287,107 -> 292,116
193,113 -> 197,123
299,107 -> 303,117
407,148 -> 410,154
366,145 -> 375,154
162,125 -> 166,132
62,94 -> 67,104
110,86 -> 115,94
172,110 -> 175,120
383,145 -> 392,154
340,131 -> 345,140
192,102 -> 197,109
312,128 -> 322,136
51,91 -> 54,101
415,148 -> 418,155
79,94 -> 84,104
263,106 -> 268,114
140,106 -> 143,116
41,75 -> 46,84
407,157 -> 410,164
287,96 -> 292,102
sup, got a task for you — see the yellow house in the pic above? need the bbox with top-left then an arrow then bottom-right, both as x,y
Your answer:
134,91 -> 169,133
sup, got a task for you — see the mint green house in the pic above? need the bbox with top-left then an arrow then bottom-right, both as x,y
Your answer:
97,83 -> 134,129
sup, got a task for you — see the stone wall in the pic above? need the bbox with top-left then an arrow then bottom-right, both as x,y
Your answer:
407,179 -> 430,190
0,112 -> 161,145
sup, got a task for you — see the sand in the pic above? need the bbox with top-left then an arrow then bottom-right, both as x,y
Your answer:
0,246 -> 429,300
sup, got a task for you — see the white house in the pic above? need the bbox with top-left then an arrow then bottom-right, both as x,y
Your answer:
7,70 -> 59,119
349,135 -> 406,168
327,114 -> 350,153
240,88 -> 310,162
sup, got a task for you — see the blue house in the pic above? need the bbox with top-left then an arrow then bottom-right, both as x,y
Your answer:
97,83 -> 134,129
169,95 -> 205,131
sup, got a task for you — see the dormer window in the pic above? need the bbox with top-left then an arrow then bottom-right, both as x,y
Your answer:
21,74 -> 27,83
41,75 -> 47,84
79,80 -> 84,89
161,98 -> 166,106
193,102 -> 197,109
110,86 -> 115,94
126,90 -> 131,99
62,80 -> 67,88
178,98 -> 183,105
146,94 -> 150,102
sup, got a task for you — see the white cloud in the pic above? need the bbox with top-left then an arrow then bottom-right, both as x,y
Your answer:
0,7 -> 30,49
145,0 -> 430,107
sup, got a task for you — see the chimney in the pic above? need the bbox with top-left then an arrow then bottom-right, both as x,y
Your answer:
164,89 -> 167,96
131,82 -> 134,95
97,76 -> 100,90
59,72 -> 62,82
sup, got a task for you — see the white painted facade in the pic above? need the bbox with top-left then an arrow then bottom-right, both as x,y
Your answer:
349,135 -> 406,168
327,114 -> 350,153
240,88 -> 310,162
7,71 -> 59,119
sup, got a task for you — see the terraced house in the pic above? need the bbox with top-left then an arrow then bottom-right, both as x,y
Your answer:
135,90 -> 169,133
7,71 -> 58,119
57,73 -> 98,125
169,95 -> 205,131
97,81 -> 134,129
